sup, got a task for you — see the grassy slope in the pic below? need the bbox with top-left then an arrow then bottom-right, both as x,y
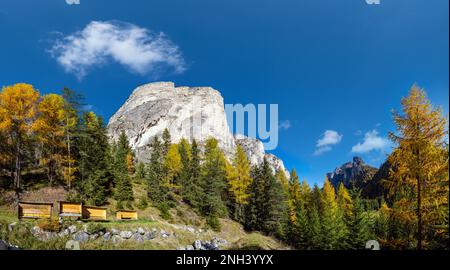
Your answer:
0,183 -> 289,250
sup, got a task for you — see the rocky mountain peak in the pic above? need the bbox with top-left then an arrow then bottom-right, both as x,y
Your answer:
107,82 -> 288,175
326,156 -> 377,189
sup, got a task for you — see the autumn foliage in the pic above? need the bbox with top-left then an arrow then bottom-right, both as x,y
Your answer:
0,83 -> 448,250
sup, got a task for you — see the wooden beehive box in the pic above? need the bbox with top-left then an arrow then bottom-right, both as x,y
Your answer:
18,201 -> 53,220
116,210 -> 138,220
82,205 -> 107,221
58,201 -> 82,218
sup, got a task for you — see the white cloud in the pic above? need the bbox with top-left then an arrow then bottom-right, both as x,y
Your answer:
351,130 -> 391,153
313,146 -> 332,156
314,130 -> 342,156
50,21 -> 186,79
279,120 -> 291,130
317,130 -> 343,147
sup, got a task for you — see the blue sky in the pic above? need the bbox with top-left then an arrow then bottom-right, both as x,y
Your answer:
0,0 -> 448,185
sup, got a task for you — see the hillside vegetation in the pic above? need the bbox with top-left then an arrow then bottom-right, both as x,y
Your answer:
0,83 -> 448,250
0,185 -> 288,250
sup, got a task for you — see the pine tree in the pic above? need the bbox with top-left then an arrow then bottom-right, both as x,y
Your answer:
245,165 -> 263,231
112,130 -> 134,206
306,184 -> 322,249
146,136 -> 166,205
387,85 -> 449,249
182,139 -> 203,209
287,170 -> 310,248
262,158 -> 287,237
61,87 -> 86,115
297,180 -> 312,248
178,138 -> 191,187
246,158 -> 287,237
200,138 -> 228,231
114,173 -> 134,208
162,128 -> 171,157
336,183 -> 352,249
308,199 -> 322,249
134,161 -> 146,183
294,200 -> 310,249
114,131 -> 132,173
79,112 -> 113,206
348,190 -> 374,249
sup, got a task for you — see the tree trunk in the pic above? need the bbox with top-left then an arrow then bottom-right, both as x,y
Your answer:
67,132 -> 71,189
14,136 -> 21,203
48,160 -> 53,186
415,109 -> 423,250
417,174 -> 422,250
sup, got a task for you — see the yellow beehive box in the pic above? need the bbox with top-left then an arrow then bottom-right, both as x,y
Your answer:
59,201 -> 82,217
82,205 -> 107,220
116,210 -> 138,220
18,201 -> 53,220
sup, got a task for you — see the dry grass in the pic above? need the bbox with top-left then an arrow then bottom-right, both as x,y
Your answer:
21,186 -> 68,203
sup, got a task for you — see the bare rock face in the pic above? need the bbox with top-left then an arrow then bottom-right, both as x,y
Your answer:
234,134 -> 265,165
107,81 -> 288,175
107,82 -> 235,161
264,153 -> 290,177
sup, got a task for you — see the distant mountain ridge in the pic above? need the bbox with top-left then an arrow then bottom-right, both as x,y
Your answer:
327,157 -> 380,194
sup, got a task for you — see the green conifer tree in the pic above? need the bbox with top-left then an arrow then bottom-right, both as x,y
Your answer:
307,184 -> 322,249
348,190 -> 374,249
246,158 -> 287,237
79,112 -> 113,206
162,128 -> 171,157
146,136 -> 166,206
200,138 -> 228,231
113,130 -> 134,206
182,139 -> 203,209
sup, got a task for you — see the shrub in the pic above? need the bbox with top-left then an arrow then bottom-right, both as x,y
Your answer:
86,223 -> 106,234
158,203 -> 171,220
207,215 -> 221,232
37,219 -> 61,232
65,191 -> 82,203
137,196 -> 148,210
116,201 -> 124,210
0,220 -> 67,250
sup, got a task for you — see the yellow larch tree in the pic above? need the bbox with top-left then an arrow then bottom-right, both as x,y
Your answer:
61,95 -> 78,189
126,152 -> 135,175
387,85 -> 448,250
0,83 -> 40,198
163,143 -> 182,191
337,182 -> 353,219
33,94 -> 67,185
226,144 -> 253,221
